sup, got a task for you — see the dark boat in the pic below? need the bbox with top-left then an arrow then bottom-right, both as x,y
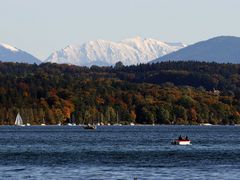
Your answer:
83,124 -> 97,130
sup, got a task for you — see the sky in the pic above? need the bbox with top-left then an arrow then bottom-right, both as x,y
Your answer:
0,0 -> 240,60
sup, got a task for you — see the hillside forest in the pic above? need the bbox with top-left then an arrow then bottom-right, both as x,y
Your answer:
0,61 -> 240,125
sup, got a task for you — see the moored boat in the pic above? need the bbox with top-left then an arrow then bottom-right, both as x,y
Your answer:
113,123 -> 122,126
113,112 -> 122,126
83,124 -> 97,130
130,122 -> 135,126
200,123 -> 213,126
15,113 -> 25,126
41,117 -> 46,126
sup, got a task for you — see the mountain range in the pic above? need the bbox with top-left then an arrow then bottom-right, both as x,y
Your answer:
45,37 -> 186,66
0,43 -> 41,64
2,36 -> 240,66
152,36 -> 240,64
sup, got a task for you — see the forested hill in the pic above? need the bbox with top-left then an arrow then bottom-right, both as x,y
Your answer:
0,61 -> 240,125
117,61 -> 240,92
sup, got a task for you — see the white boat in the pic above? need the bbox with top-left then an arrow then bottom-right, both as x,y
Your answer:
113,123 -> 122,126
68,116 -> 76,126
99,113 -> 104,126
15,113 -> 25,126
41,117 -> 46,126
130,122 -> 135,126
26,123 -> 31,126
113,112 -> 122,126
200,123 -> 212,126
171,139 -> 191,145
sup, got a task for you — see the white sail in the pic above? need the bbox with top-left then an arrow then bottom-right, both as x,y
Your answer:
41,117 -> 46,126
15,113 -> 24,126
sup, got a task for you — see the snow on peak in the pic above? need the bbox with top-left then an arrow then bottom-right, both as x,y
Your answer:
0,43 -> 19,52
0,42 -> 41,64
46,37 -> 186,66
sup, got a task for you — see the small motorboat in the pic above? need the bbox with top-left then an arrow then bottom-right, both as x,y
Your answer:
83,124 -> 97,130
171,139 -> 191,145
171,135 -> 191,145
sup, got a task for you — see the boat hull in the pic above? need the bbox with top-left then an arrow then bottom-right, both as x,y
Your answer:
83,125 -> 97,130
172,140 -> 191,145
15,125 -> 25,127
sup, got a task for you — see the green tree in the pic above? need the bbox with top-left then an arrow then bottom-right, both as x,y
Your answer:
157,107 -> 170,124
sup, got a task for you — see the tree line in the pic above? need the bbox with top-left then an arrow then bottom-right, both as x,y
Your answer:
0,61 -> 240,125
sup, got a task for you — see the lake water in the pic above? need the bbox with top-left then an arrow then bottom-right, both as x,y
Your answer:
0,125 -> 239,179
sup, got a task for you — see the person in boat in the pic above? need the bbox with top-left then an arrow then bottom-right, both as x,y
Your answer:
185,136 -> 189,141
178,135 -> 183,140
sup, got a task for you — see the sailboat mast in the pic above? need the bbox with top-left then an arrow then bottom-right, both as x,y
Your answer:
15,113 -> 23,126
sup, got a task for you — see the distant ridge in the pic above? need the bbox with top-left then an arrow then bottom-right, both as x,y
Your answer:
152,36 -> 240,64
0,43 -> 41,64
45,37 -> 186,66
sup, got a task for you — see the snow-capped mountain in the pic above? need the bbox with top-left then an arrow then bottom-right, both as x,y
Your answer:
45,37 -> 186,66
152,36 -> 240,64
0,43 -> 41,64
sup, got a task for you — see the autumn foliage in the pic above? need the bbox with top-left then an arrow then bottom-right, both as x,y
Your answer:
0,61 -> 239,125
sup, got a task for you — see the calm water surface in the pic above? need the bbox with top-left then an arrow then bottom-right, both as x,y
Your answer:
0,125 -> 239,179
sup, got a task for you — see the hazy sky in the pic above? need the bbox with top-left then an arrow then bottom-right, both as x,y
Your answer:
1,0 -> 240,60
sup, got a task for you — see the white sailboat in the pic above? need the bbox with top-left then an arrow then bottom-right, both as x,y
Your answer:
113,112 -> 122,126
15,113 -> 25,126
57,121 -> 62,126
71,115 -> 76,126
41,117 -> 46,126
130,122 -> 135,126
